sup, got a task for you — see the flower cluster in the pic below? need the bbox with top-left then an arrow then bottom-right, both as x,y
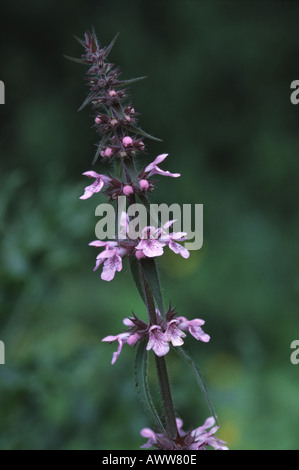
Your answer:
102,308 -> 210,364
89,218 -> 189,281
80,153 -> 180,200
141,417 -> 228,450
72,30 -> 147,162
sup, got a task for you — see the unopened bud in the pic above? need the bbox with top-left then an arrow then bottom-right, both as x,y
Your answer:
122,136 -> 133,147
104,147 -> 113,157
139,179 -> 149,191
95,116 -> 101,124
111,119 -> 118,126
109,90 -> 117,97
123,185 -> 134,196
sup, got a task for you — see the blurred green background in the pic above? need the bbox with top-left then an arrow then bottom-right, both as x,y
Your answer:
0,0 -> 299,450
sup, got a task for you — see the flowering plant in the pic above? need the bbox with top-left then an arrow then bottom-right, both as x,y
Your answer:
67,29 -> 228,450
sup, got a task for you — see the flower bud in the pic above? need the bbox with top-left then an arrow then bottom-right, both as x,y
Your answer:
123,185 -> 134,196
139,179 -> 149,191
122,136 -> 133,147
104,147 -> 113,157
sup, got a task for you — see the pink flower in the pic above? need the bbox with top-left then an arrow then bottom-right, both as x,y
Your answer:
190,417 -> 228,450
139,179 -> 150,191
104,147 -> 113,157
89,241 -> 128,281
102,332 -> 131,364
146,325 -> 170,356
140,417 -> 228,450
80,171 -> 111,200
158,221 -> 190,259
135,226 -> 166,258
176,316 -> 210,343
122,136 -> 133,147
167,237 -> 190,258
144,153 -> 180,178
102,316 -> 148,363
164,319 -> 186,347
123,185 -> 134,196
140,427 -> 158,449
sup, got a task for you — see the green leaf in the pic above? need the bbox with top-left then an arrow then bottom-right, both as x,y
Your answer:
118,76 -> 148,85
129,257 -> 146,304
92,136 -> 110,165
141,258 -> 165,316
127,125 -> 163,142
104,32 -> 120,58
92,142 -> 103,165
78,92 -> 98,112
64,55 -> 89,65
174,346 -> 218,425
135,341 -> 165,433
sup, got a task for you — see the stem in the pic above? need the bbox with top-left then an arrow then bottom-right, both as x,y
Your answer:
140,264 -> 178,439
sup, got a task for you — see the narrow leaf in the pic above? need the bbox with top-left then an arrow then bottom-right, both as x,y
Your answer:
174,346 -> 218,425
127,125 -> 163,142
64,55 -> 89,65
78,92 -> 98,112
92,135 -> 111,165
118,76 -> 148,85
104,32 -> 120,58
141,258 -> 165,316
73,34 -> 86,48
135,340 -> 165,433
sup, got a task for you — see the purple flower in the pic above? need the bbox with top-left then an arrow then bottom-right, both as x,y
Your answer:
144,153 -> 180,178
102,332 -> 131,364
102,316 -> 148,363
139,179 -> 150,191
80,171 -> 112,200
122,185 -> 134,196
135,226 -> 166,258
190,417 -> 229,450
122,136 -> 133,147
101,309 -> 210,363
158,221 -> 190,259
176,316 -> 210,343
164,319 -> 186,347
146,325 -> 170,356
140,417 -> 228,450
89,241 -> 127,281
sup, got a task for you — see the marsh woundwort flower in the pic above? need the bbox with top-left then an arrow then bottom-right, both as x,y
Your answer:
140,417 -> 228,450
102,309 -> 210,363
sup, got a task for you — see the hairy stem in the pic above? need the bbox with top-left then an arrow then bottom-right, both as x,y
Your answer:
140,264 -> 178,439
